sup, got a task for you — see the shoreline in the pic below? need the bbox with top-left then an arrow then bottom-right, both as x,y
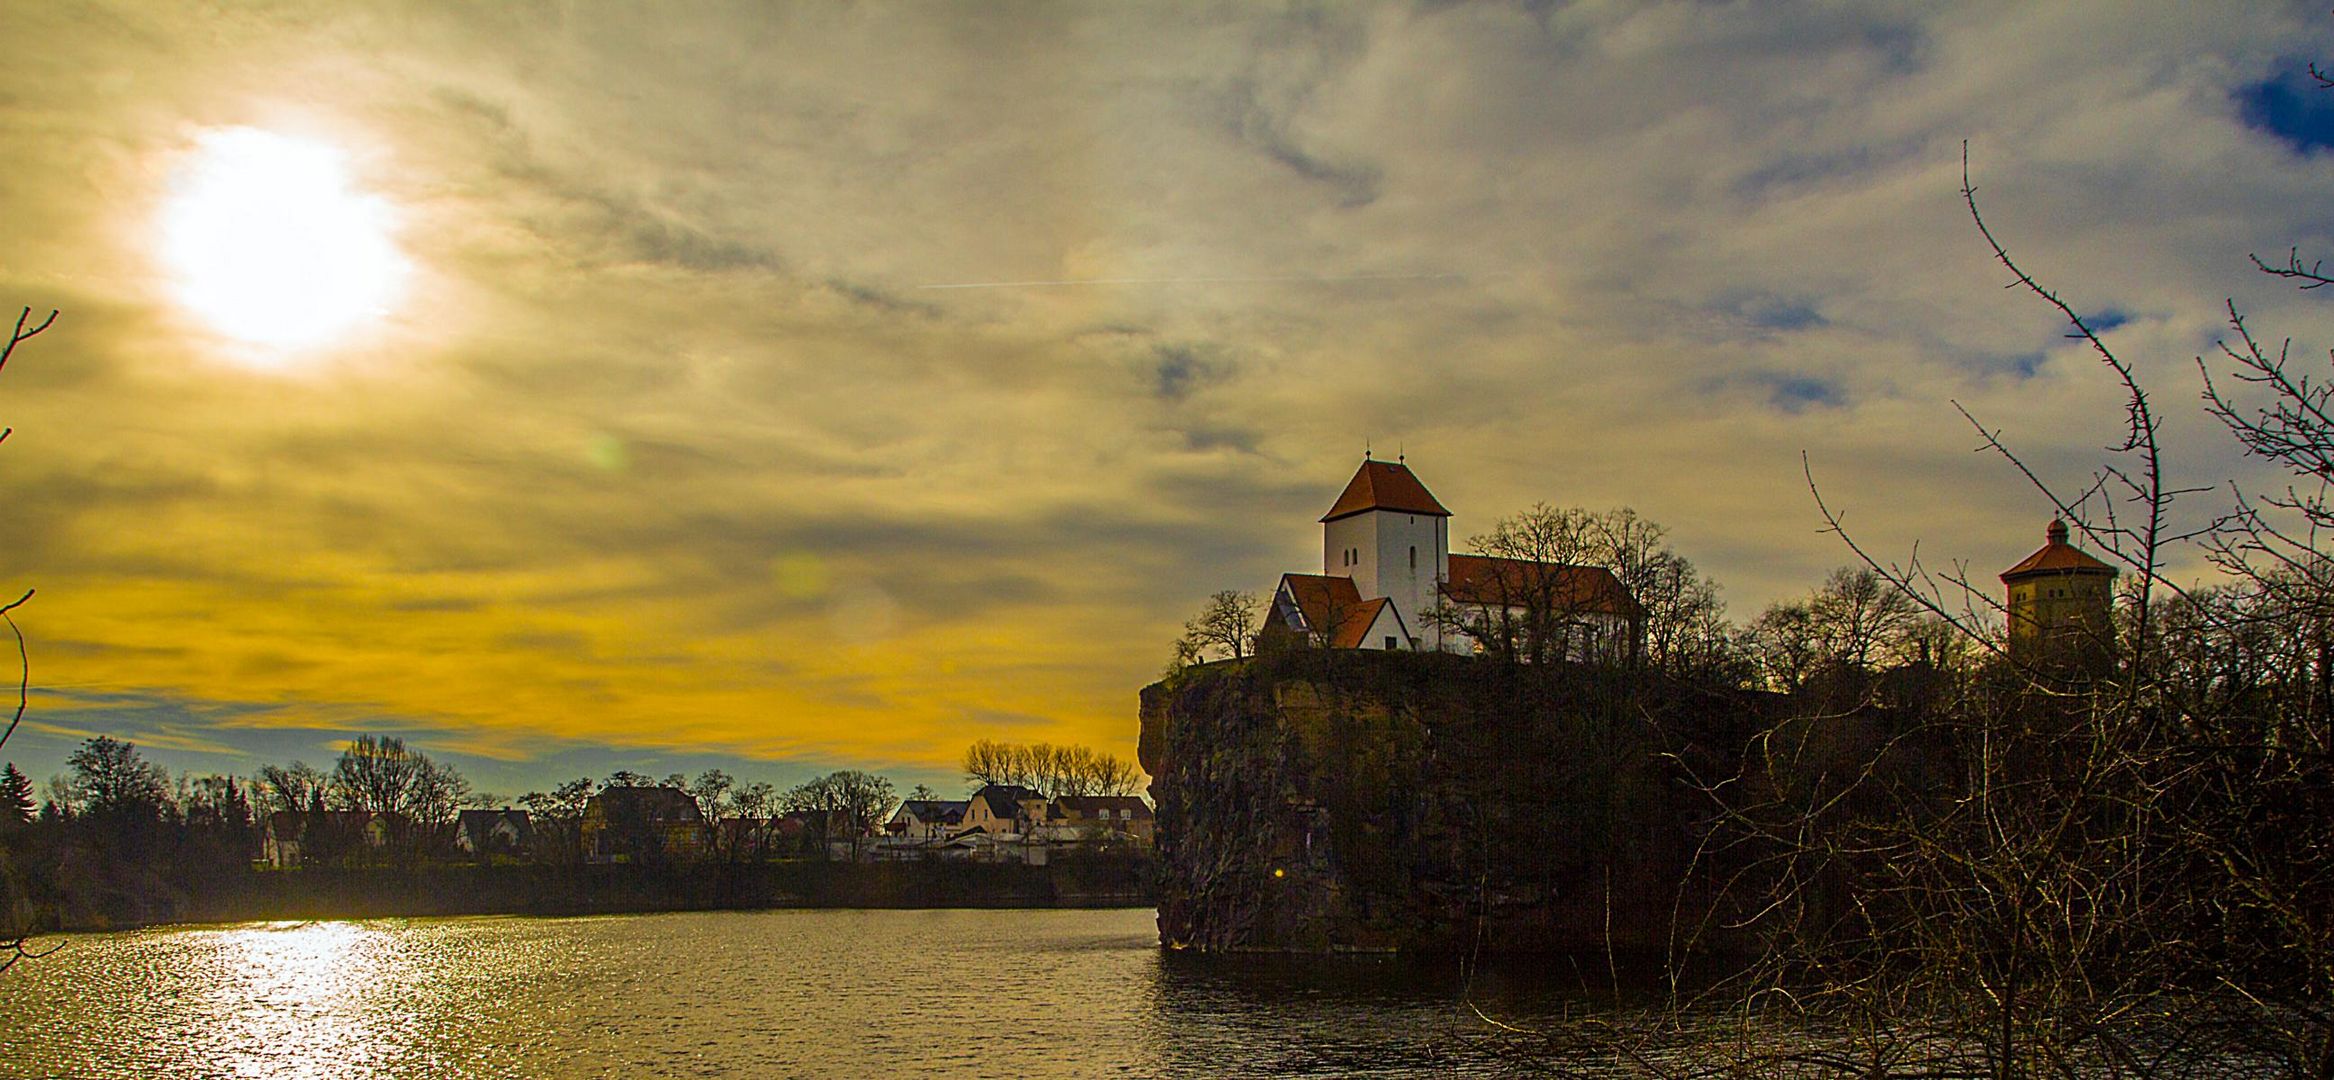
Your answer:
18,855 -> 1159,934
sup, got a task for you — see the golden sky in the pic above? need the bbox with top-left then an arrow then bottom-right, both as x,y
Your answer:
0,2 -> 2328,794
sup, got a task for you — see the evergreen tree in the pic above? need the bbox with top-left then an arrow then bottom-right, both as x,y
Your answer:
0,762 -> 31,827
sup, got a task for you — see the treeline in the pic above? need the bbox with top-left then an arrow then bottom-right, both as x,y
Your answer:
958,739 -> 1141,797
2,737 -> 260,931
0,734 -> 1146,933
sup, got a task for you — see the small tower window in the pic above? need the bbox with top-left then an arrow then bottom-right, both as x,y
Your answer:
1410,546 -> 1417,569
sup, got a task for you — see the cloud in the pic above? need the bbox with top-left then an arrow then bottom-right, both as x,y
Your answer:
0,1 -> 2327,790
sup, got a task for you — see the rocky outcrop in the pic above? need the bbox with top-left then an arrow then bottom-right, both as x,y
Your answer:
1141,649 -> 1764,954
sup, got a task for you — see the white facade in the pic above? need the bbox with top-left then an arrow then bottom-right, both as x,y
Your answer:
1324,509 -> 1449,651
1353,596 -> 1414,651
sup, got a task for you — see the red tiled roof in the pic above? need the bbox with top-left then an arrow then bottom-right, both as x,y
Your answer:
1999,519 -> 2117,581
1320,459 -> 1451,522
1276,573 -> 1400,648
1441,554 -> 1641,618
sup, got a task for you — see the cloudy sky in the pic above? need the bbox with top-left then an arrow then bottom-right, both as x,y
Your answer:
0,1 -> 2329,796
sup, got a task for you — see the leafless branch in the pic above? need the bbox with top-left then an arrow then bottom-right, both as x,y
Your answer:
0,935 -> 62,976
0,588 -> 26,752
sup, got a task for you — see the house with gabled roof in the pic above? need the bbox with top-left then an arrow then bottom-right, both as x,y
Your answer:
455,808 -> 532,857
958,783 -> 1045,837
262,809 -> 391,868
885,798 -> 968,842
1265,456 -> 1641,659
581,785 -> 709,862
1048,795 -> 1156,844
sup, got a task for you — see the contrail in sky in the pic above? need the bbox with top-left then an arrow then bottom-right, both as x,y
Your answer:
917,271 -> 1466,290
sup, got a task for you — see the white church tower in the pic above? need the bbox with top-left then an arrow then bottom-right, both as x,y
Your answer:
1320,456 -> 1452,650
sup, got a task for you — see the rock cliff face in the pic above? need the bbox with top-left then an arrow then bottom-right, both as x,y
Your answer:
1141,650 -> 1762,954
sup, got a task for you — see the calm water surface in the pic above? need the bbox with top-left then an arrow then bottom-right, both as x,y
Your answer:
1,909 -> 1662,1078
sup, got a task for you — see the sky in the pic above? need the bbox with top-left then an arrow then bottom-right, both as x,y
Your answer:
0,1 -> 2330,799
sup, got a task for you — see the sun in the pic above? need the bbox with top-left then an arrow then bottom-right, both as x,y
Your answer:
160,128 -> 408,357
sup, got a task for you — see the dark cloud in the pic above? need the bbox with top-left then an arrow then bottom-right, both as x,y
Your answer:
1761,375 -> 1846,412
1150,342 -> 1233,402
2083,308 -> 2133,333
1714,294 -> 1829,333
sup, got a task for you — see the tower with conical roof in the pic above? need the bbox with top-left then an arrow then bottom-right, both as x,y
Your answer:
1320,454 -> 1451,650
2000,518 -> 2118,664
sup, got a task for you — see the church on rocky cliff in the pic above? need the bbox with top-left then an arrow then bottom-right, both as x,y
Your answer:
1263,457 -> 1641,658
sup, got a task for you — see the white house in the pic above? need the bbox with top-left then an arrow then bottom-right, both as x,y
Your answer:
1266,456 -> 1641,659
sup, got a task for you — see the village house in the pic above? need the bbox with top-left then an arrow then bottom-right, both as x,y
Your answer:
884,798 -> 968,842
1045,795 -> 1155,844
956,784 -> 1046,836
261,809 -> 389,869
869,787 -> 1156,863
1266,456 -> 1641,660
455,808 -> 532,858
580,785 -> 709,862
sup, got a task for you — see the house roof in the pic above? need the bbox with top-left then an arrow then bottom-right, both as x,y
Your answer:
890,799 -> 967,825
2000,519 -> 2118,581
1052,795 -> 1155,819
1275,574 -> 1400,648
968,784 -> 1041,820
1320,459 -> 1451,522
1442,554 -> 1642,618
457,808 -> 530,832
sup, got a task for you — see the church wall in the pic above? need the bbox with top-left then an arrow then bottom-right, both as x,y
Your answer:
1368,511 -> 1446,650
1323,514 -> 1376,595
1356,601 -> 1410,651
1324,510 -> 1450,649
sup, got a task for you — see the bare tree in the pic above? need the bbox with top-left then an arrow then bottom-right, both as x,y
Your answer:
961,739 -> 1140,798
1435,504 -> 1677,666
256,762 -> 329,817
518,778 -> 595,867
1807,566 -> 1923,670
685,768 -> 770,864
1593,508 -> 1736,676
0,308 -> 54,757
728,780 -> 781,861
962,738 -> 1034,790
327,735 -> 467,858
1742,600 -> 1824,693
1656,147 -> 2334,1078
1033,743 -> 1141,798
781,770 -> 896,861
1174,589 -> 1260,665
1438,504 -> 1604,663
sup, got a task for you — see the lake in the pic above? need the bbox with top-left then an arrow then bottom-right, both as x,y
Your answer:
0,908 -> 1683,1078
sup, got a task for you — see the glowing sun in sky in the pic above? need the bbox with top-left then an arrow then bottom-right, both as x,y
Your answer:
160,128 -> 408,356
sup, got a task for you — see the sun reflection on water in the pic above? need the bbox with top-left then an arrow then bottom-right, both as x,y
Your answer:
204,921 -> 402,1079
